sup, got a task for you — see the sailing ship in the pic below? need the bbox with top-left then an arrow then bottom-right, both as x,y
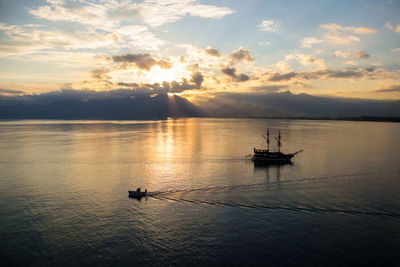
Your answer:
251,128 -> 303,164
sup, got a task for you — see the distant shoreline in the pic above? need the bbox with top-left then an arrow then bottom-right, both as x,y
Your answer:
257,116 -> 400,123
194,116 -> 400,123
1,116 -> 399,123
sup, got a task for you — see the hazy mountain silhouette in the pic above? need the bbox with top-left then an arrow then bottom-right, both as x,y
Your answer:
0,90 -> 399,120
200,97 -> 289,118
200,91 -> 400,118
0,93 -> 204,120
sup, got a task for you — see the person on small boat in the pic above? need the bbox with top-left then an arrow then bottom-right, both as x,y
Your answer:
136,187 -> 141,194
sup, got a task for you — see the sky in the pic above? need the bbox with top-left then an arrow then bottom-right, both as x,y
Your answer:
0,0 -> 399,102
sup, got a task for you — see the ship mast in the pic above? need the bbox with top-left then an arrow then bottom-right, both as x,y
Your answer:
275,130 -> 282,153
263,128 -> 271,151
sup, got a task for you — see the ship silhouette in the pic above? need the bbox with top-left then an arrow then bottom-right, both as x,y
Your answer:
251,128 -> 303,164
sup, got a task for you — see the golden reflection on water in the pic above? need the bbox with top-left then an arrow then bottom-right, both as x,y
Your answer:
1,119 -> 400,266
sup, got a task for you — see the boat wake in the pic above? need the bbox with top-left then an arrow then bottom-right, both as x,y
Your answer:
150,194 -> 400,218
146,169 -> 400,218
149,171 -> 375,196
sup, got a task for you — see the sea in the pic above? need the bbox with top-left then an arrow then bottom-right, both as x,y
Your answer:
0,118 -> 399,266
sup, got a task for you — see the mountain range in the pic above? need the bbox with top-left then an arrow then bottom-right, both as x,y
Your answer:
0,90 -> 399,120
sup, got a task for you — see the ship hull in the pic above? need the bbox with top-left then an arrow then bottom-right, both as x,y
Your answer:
251,155 -> 293,162
251,149 -> 295,164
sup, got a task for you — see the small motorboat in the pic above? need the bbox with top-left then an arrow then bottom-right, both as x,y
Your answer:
129,188 -> 147,199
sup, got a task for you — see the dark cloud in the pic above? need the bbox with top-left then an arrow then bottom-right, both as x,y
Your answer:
117,82 -> 139,87
0,88 -> 24,94
221,66 -> 249,82
308,68 -> 378,79
331,50 -> 370,59
169,79 -> 197,92
375,84 -> 400,93
268,72 -> 297,81
91,67 -> 110,79
237,74 -> 250,82
117,73 -> 204,94
191,71 -> 204,87
251,85 -> 288,92
204,47 -> 221,57
221,66 -> 235,77
112,53 -> 172,71
323,69 -> 363,78
262,67 -> 381,83
355,51 -> 370,59
230,47 -> 254,62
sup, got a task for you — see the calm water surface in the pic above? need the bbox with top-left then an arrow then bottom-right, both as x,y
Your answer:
0,118 -> 399,266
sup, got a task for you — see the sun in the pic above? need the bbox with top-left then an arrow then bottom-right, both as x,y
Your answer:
146,65 -> 190,84
109,63 -> 191,85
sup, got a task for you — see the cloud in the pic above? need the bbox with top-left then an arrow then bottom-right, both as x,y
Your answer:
321,23 -> 377,34
112,25 -> 165,51
332,50 -> 370,59
221,66 -> 249,82
0,88 -> 24,95
261,66 -> 397,83
251,85 -> 288,92
321,23 -> 376,45
354,50 -> 370,59
29,1 -> 117,30
169,79 -> 200,92
344,60 -> 357,66
322,69 -> 363,78
324,33 -> 360,45
230,47 -> 254,63
29,0 -> 235,28
191,71 -> 204,87
375,84 -> 400,93
268,72 -> 297,82
285,53 -> 326,70
118,78 -> 202,94
91,67 -> 111,80
112,53 -> 172,71
204,46 -> 221,57
157,60 -> 173,69
0,23 -> 120,55
115,70 -> 204,93
139,0 -> 235,27
258,20 -> 279,32
275,61 -> 291,72
0,22 -> 164,57
385,22 -> 400,33
332,50 -> 352,58
300,37 -> 323,48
